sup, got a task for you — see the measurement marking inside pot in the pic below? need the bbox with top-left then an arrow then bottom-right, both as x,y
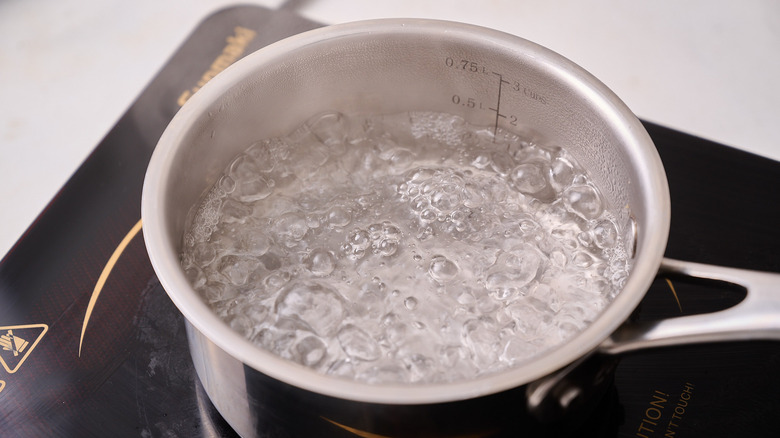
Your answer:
489,72 -> 510,141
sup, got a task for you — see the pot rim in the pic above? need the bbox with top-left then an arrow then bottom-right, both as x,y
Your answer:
141,18 -> 671,405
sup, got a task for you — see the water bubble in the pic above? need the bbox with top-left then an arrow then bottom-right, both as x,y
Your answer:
245,140 -> 278,172
429,255 -> 459,283
381,312 -> 400,326
259,252 -> 282,271
359,364 -> 408,384
348,229 -> 371,251
462,318 -> 500,368
409,167 -> 437,182
275,282 -> 345,336
404,296 -> 419,310
229,155 -> 260,181
489,247 -> 541,289
510,163 -> 548,196
518,218 -> 540,235
306,214 -> 321,229
220,199 -> 253,223
484,179 -> 508,203
233,228 -> 271,255
471,153 -> 491,169
410,195 -> 429,212
550,249 -> 567,268
420,208 -> 437,222
264,270 -> 291,289
307,111 -> 348,154
577,231 -> 594,248
183,266 -> 205,290
251,327 -> 296,355
375,239 -> 399,257
288,142 -> 330,176
217,255 -> 260,286
572,251 -> 596,268
192,242 -> 217,267
293,335 -> 328,367
367,223 -> 383,236
485,272 -> 519,300
326,359 -> 356,379
225,314 -> 256,339
549,157 -> 575,191
217,175 -> 236,194
234,176 -> 274,202
305,248 -> 336,276
382,222 -> 401,237
440,345 -> 467,369
591,219 -> 618,249
403,352 -> 435,382
273,212 -> 308,245
563,184 -> 604,220
188,189 -> 222,243
611,268 -> 629,288
410,111 -> 466,145
235,299 -> 270,323
430,185 -> 461,214
550,227 -> 579,251
338,324 -> 381,361
389,148 -> 415,169
490,151 -> 514,176
501,338 -> 537,366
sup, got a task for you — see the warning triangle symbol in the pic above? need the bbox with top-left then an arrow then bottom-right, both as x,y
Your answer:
0,324 -> 48,374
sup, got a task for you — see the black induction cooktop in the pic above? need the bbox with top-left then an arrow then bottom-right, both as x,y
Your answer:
1,5 -> 778,437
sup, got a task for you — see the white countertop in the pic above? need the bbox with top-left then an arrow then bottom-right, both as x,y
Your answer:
1,0 -> 779,259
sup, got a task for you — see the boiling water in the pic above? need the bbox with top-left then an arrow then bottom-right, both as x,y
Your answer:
181,111 -> 631,384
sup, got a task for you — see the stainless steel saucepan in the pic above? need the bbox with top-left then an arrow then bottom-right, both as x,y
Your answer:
142,19 -> 780,437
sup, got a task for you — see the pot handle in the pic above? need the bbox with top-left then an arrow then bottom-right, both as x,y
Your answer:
598,258 -> 780,355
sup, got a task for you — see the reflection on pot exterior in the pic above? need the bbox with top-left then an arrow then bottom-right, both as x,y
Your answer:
187,318 -> 620,437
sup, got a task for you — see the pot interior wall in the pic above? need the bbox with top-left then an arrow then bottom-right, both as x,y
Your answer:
165,28 -> 655,252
